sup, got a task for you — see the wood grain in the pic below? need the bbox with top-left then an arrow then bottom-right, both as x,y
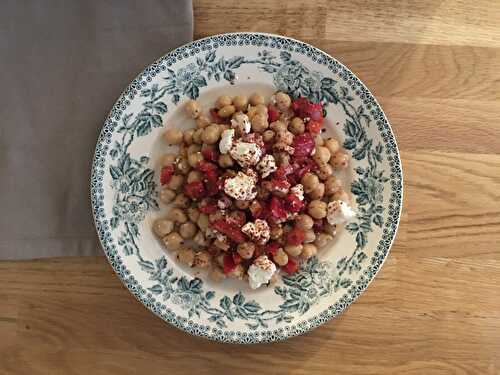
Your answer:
2,1 -> 500,374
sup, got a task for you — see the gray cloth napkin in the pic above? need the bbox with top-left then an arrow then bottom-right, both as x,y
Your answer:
0,0 -> 193,259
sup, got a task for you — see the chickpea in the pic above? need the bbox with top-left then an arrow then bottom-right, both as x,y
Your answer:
284,244 -> 303,257
270,120 -> 287,133
314,134 -> 325,147
183,129 -> 195,145
163,232 -> 184,251
304,229 -> 316,243
301,244 -> 317,259
218,105 -> 236,118
163,128 -> 183,145
330,151 -> 350,170
332,189 -> 351,204
308,183 -> 325,200
249,93 -> 265,106
209,267 -> 226,282
269,273 -> 279,285
289,117 -> 305,135
235,200 -> 250,209
246,105 -> 257,119
167,174 -> 184,191
209,211 -> 224,223
159,188 -> 176,203
274,151 -> 290,166
270,225 -> 283,240
215,254 -> 225,268
257,185 -> 271,200
196,115 -> 210,129
273,248 -> 289,266
193,231 -> 208,246
188,152 -> 203,168
179,144 -> 188,159
251,113 -> 269,133
152,219 -> 174,237
317,163 -> 334,181
214,239 -> 230,251
262,130 -> 275,142
215,95 -> 232,109
177,247 -> 195,266
276,130 -> 294,145
166,207 -> 188,223
184,100 -> 201,119
275,92 -> 292,111
233,95 -> 248,112
187,207 -> 200,222
295,214 -> 314,230
308,200 -> 327,219
187,144 -> 201,154
176,158 -> 190,174
323,222 -> 337,237
179,222 -> 197,239
301,172 -> 320,193
187,170 -> 202,183
161,153 -> 176,166
325,176 -> 343,195
194,250 -> 212,268
193,128 -> 204,144
255,104 -> 268,115
196,213 -> 209,231
173,193 -> 190,208
313,146 -> 331,164
201,124 -> 221,144
237,242 -> 256,260
218,154 -> 234,168
324,138 -> 340,155
315,233 -> 334,248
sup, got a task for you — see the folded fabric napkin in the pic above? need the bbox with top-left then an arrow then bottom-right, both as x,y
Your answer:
0,0 -> 193,259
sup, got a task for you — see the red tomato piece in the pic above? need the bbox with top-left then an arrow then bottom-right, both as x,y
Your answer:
287,227 -> 305,245
282,257 -> 299,274
184,181 -> 205,199
160,165 -> 175,185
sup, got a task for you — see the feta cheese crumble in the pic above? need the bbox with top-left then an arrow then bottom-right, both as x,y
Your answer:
224,171 -> 258,201
327,200 -> 356,225
247,255 -> 276,289
242,219 -> 270,245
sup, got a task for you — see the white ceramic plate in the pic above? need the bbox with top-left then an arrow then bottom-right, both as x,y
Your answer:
91,32 -> 403,343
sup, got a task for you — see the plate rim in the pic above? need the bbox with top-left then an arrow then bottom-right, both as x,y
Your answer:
90,31 -> 404,344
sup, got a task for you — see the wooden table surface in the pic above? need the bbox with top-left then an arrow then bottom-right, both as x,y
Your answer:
2,1 -> 500,374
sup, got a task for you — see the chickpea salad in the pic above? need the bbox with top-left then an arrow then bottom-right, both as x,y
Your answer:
152,91 -> 356,289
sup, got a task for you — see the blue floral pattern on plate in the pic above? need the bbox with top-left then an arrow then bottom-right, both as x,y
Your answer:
91,33 -> 403,343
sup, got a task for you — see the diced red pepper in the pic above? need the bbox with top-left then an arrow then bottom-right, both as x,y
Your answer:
292,97 -> 324,123
232,251 -> 242,265
285,193 -> 304,213
223,254 -> 237,274
306,120 -> 322,134
202,147 -> 219,162
270,178 -> 291,193
199,201 -> 218,214
282,257 -> 299,274
210,108 -> 223,124
292,157 -> 319,180
274,164 -> 294,180
211,219 -> 246,243
160,165 -> 175,185
197,160 -> 218,173
269,196 -> 287,220
287,227 -> 305,245
292,133 -> 315,157
266,241 -> 281,256
184,181 -> 205,199
268,104 -> 281,122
